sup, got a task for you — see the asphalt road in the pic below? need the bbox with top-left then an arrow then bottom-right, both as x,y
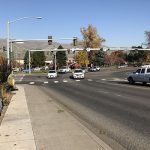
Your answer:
15,68 -> 150,150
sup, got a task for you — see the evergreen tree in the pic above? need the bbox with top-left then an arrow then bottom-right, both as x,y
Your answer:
24,51 -> 29,67
94,48 -> 105,66
126,50 -> 147,65
56,45 -> 67,67
32,51 -> 46,67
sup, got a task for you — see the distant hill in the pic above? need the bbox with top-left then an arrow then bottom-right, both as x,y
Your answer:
0,38 -> 81,60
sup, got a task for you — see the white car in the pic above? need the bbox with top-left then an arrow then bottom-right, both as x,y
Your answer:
72,69 -> 85,79
89,67 -> 97,72
95,66 -> 100,71
33,67 -> 41,71
47,70 -> 57,78
58,66 -> 71,73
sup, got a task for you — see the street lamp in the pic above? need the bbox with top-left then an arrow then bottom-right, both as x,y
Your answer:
7,16 -> 42,66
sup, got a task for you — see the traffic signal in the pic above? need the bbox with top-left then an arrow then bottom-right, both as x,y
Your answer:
3,46 -> 6,52
48,36 -> 52,45
73,37 -> 77,46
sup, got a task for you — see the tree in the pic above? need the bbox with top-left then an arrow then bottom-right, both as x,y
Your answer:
94,48 -> 105,66
56,45 -> 67,67
146,51 -> 150,63
24,51 -> 29,68
108,50 -> 125,66
0,55 -> 9,83
145,31 -> 150,48
80,24 -> 105,63
126,50 -> 147,65
75,50 -> 89,66
32,51 -> 46,67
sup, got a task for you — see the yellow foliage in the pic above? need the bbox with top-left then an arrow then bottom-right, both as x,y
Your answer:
146,52 -> 150,63
80,24 -> 105,49
75,51 -> 89,66
7,74 -> 15,87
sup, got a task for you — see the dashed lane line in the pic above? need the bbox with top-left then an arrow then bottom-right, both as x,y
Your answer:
75,80 -> 80,82
63,80 -> 68,83
87,79 -> 93,81
44,81 -> 49,84
29,82 -> 35,85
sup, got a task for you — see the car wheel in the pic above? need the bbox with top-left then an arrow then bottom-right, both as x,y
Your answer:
142,82 -> 147,85
128,77 -> 134,84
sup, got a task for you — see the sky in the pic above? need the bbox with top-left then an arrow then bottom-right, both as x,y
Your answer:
0,0 -> 150,47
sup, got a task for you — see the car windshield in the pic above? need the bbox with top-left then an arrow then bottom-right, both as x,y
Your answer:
81,67 -> 86,70
49,70 -> 55,73
61,66 -> 67,69
74,70 -> 82,73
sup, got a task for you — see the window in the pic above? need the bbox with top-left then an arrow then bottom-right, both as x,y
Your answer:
141,68 -> 145,73
136,69 -> 141,73
147,68 -> 150,73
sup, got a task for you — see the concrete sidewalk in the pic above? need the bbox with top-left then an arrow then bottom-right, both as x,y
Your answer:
0,85 -> 113,150
0,85 -> 36,150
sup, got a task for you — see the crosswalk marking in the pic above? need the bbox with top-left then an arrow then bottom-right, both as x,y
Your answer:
101,79 -> 106,81
44,81 -> 48,84
26,78 -> 128,85
29,82 -> 35,85
87,79 -> 93,81
75,80 -> 80,82
63,80 -> 68,83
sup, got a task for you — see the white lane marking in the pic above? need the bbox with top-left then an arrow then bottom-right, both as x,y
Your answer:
87,79 -> 93,81
97,90 -> 123,97
44,81 -> 48,84
97,90 -> 109,94
116,94 -> 122,97
101,79 -> 106,81
63,80 -> 68,83
75,80 -> 80,82
97,79 -> 150,91
110,78 -> 127,82
29,82 -> 35,85
16,74 -> 25,81
54,81 -> 59,83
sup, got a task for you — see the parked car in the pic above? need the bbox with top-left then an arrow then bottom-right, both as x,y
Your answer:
89,66 -> 97,72
117,65 -> 128,69
12,67 -> 20,72
81,67 -> 89,73
22,68 -> 32,73
33,67 -> 41,71
127,66 -> 150,85
72,69 -> 85,79
95,66 -> 100,71
58,66 -> 71,73
47,70 -> 57,78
